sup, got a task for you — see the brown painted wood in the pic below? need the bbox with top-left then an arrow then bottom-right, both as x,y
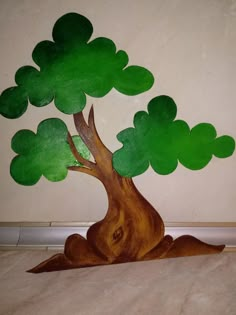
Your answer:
28,107 -> 224,273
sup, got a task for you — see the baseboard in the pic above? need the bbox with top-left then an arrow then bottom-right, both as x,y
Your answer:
0,222 -> 235,251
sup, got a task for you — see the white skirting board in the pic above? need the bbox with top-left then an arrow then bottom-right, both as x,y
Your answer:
0,222 -> 235,251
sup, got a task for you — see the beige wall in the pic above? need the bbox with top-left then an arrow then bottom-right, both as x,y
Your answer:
0,0 -> 235,222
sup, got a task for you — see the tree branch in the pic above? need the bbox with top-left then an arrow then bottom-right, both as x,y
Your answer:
73,108 -> 112,165
73,111 -> 91,146
67,132 -> 95,169
67,165 -> 101,179
88,105 -> 113,159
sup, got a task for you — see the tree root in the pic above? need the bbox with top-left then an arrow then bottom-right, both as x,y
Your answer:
27,233 -> 224,273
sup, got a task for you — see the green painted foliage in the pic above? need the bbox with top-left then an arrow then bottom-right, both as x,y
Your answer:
113,95 -> 235,177
0,13 -> 154,118
10,118 -> 90,185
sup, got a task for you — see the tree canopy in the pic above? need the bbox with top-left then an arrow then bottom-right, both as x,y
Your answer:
0,13 -> 154,118
0,13 -> 234,186
10,118 -> 90,185
112,95 -> 235,177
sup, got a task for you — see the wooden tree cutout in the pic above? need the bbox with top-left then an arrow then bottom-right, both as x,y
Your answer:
0,13 -> 234,273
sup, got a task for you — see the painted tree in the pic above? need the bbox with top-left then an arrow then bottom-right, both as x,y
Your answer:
0,13 -> 235,273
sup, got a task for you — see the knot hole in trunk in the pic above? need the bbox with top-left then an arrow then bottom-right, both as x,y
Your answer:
113,226 -> 124,243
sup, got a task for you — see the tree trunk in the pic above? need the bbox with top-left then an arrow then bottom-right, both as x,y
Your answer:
87,172 -> 165,263
70,107 -> 165,263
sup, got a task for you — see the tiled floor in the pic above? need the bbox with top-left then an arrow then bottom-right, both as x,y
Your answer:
0,251 -> 235,315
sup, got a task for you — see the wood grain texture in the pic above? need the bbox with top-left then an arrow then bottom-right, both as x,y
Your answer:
28,107 -> 224,273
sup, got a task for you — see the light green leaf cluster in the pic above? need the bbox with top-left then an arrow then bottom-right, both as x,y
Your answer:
11,118 -> 90,185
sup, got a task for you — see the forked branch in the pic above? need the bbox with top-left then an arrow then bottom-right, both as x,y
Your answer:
73,107 -> 113,164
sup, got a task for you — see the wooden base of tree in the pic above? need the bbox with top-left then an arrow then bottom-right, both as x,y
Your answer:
27,107 -> 225,273
27,234 -> 224,273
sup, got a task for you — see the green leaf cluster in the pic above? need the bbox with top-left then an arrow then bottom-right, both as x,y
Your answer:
11,118 -> 90,185
113,96 -> 235,177
0,13 -> 154,119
